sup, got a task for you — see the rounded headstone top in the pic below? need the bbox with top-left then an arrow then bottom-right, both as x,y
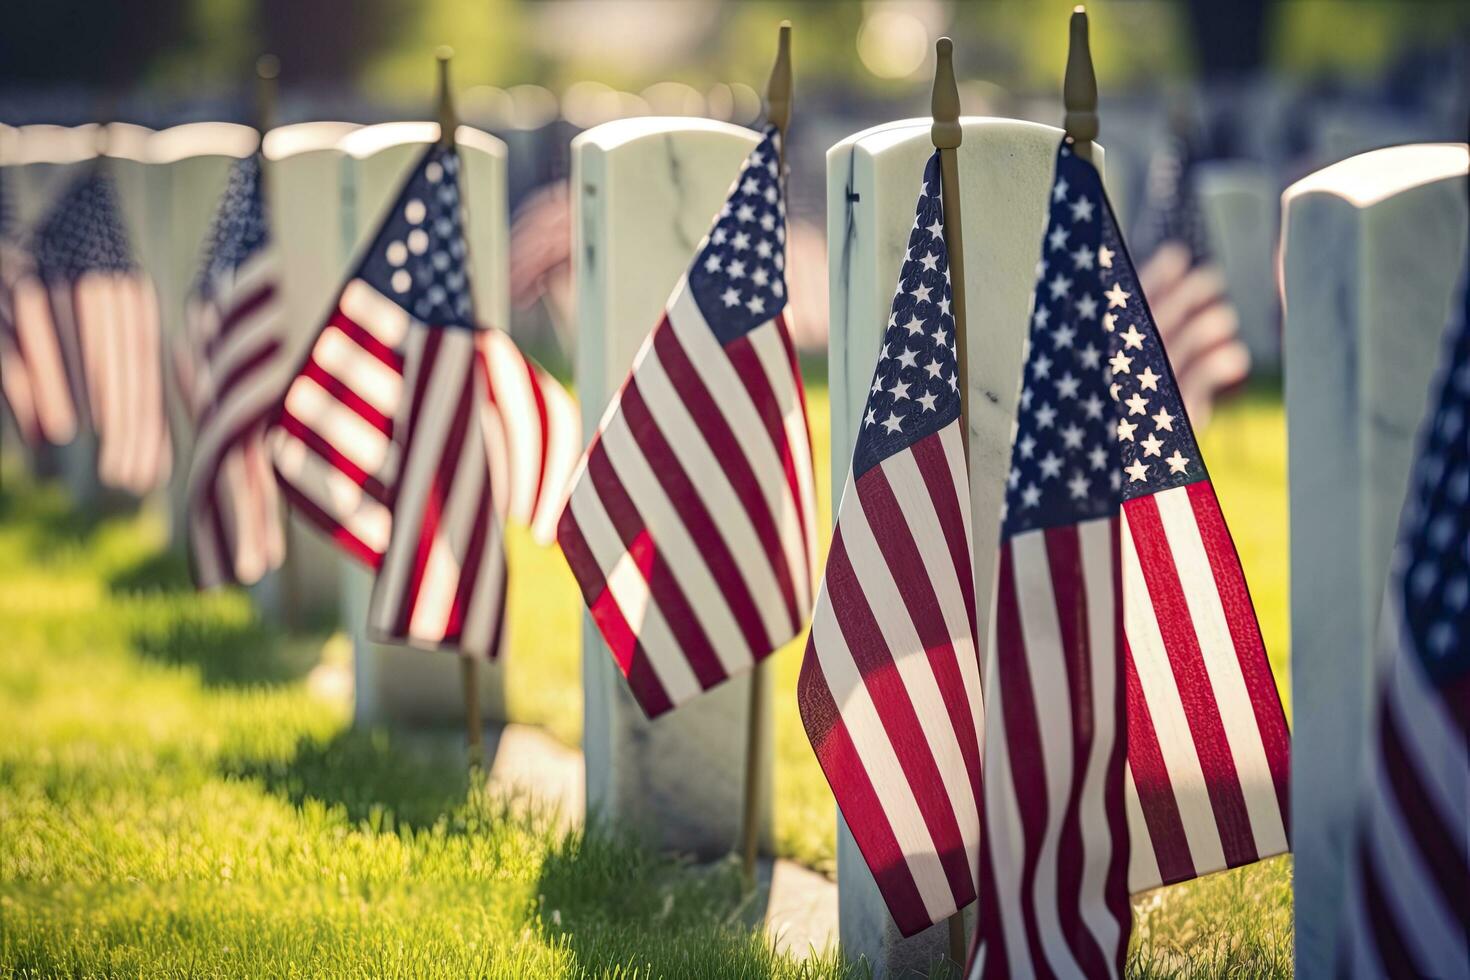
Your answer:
261,122 -> 360,161
7,124 -> 102,165
337,121 -> 504,160
148,122 -> 258,164
833,115 -> 1071,158
1285,143 -> 1469,208
572,116 -> 757,153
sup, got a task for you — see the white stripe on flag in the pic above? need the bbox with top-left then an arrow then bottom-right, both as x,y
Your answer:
808,580 -> 958,924
270,430 -> 393,554
1153,485 -> 1288,856
315,325 -> 403,416
341,279 -> 411,348
1120,513 -> 1226,874
748,319 -> 817,605
284,376 -> 397,476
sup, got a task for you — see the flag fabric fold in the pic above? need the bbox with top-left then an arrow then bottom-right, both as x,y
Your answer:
183,154 -> 292,589
797,151 -> 981,936
969,142 -> 1291,978
557,126 -> 818,717
1337,266 -> 1468,978
269,145 -> 506,658
20,166 -> 169,493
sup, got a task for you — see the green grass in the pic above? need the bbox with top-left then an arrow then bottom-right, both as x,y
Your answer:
0,484 -> 848,979
0,382 -> 1293,976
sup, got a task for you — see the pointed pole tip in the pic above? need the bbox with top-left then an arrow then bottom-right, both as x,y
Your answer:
435,48 -> 457,148
931,36 -> 961,149
1063,5 -> 1099,158
766,21 -> 793,139
256,54 -> 280,81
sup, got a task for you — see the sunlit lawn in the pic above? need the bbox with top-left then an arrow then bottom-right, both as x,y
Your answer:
0,381 -> 1291,976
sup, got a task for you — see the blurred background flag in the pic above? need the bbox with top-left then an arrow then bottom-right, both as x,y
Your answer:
797,152 -> 981,937
558,126 -> 817,718
1337,266 -> 1469,978
182,153 -> 291,589
21,166 -> 170,495
971,141 -> 1292,977
1131,121 -> 1249,428
270,144 -> 507,658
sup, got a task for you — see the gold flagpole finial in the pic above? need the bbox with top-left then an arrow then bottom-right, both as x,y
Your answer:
435,46 -> 457,149
1063,5 -> 1099,162
930,36 -> 961,151
765,22 -> 793,141
255,54 -> 280,136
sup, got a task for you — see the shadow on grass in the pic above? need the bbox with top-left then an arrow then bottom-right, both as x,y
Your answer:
108,547 -> 192,593
219,727 -> 470,832
0,480 -> 116,555
128,606 -> 321,688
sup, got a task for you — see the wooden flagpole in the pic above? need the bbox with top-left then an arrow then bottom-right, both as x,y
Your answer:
255,54 -> 280,138
929,36 -> 971,969
434,46 -> 486,776
740,20 -> 791,892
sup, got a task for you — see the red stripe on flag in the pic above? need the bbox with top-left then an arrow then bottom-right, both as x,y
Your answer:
584,439 -> 723,712
1124,494 -> 1260,868
275,411 -> 391,504
205,283 -> 277,359
910,431 -> 976,637
301,358 -> 393,435
653,318 -> 801,634
824,528 -> 976,915
620,377 -> 763,676
859,461 -> 983,812
1042,524 -> 1114,980
993,541 -> 1057,976
331,309 -> 405,372
1123,638 -> 1198,884
1357,844 -> 1420,977
558,507 -> 674,716
392,356 -> 477,641
796,647 -> 934,936
1185,481 -> 1292,831
525,351 -> 551,515
198,338 -> 283,430
1102,517 -> 1133,972
274,475 -> 381,568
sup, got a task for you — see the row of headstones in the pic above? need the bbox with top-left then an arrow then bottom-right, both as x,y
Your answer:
573,118 -> 1467,975
0,118 -> 514,726
6,115 -> 1466,975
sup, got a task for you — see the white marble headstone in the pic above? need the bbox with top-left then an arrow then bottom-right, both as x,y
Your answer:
826,116 -> 1099,977
1197,160 -> 1280,373
262,122 -> 361,630
571,117 -> 773,858
1282,142 -> 1469,975
336,122 -> 511,728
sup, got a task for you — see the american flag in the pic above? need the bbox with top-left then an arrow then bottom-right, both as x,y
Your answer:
1337,268 -> 1469,977
270,145 -> 506,658
1,238 -> 79,451
797,152 -> 982,935
1133,129 -> 1248,429
475,326 -> 580,545
23,166 -> 170,493
558,126 -> 818,718
183,154 -> 291,589
968,143 -> 1291,977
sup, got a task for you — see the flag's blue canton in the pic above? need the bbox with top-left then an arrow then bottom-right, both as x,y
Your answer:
195,154 -> 270,299
356,144 -> 474,329
686,126 -> 787,346
30,168 -> 137,280
1398,271 -> 1470,686
1004,145 -> 1206,537
851,152 -> 959,480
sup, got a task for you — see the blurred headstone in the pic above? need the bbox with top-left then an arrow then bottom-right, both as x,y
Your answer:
1197,160 -> 1280,372
825,116 -> 1090,976
337,121 -> 510,727
1282,142 -> 1469,975
263,121 -> 361,630
570,117 -> 773,858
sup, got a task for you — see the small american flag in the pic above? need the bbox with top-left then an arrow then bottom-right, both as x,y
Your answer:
969,143 -> 1290,977
1337,269 -> 1469,977
270,145 -> 506,658
558,126 -> 818,717
183,154 -> 291,589
797,152 -> 982,935
24,166 -> 170,493
1,238 -> 78,450
1133,129 -> 1248,428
